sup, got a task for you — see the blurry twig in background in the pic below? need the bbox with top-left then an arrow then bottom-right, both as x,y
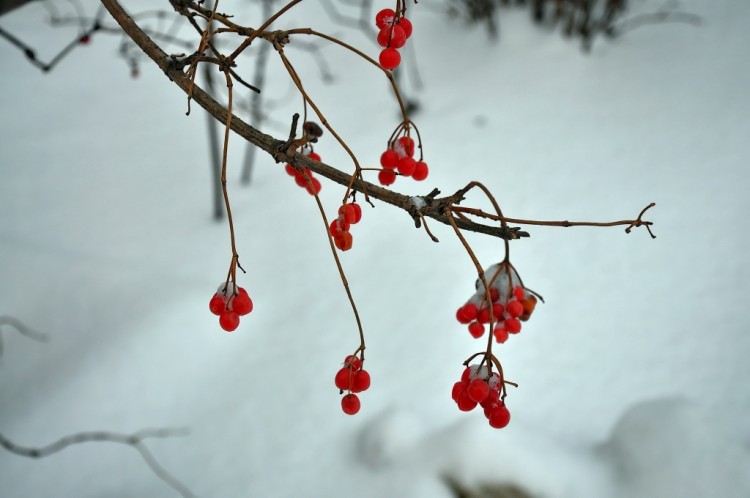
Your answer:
0,315 -> 49,358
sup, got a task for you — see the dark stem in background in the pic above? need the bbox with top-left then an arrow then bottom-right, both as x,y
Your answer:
202,0 -> 223,220
241,0 -> 273,184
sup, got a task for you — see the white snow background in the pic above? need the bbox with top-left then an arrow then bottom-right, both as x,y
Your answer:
1,0 -> 749,497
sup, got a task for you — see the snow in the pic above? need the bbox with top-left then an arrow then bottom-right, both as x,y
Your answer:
1,0 -> 749,497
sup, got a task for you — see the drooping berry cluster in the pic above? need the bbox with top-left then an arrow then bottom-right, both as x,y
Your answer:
284,147 -> 322,195
375,8 -> 413,70
455,263 -> 538,342
329,202 -> 363,251
452,364 -> 511,429
379,135 -> 429,186
209,283 -> 254,332
334,355 -> 371,415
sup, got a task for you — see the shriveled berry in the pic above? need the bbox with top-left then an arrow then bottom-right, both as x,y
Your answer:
219,310 -> 240,332
351,370 -> 371,393
468,321 -> 485,338
467,378 -> 490,403
334,231 -> 353,251
338,204 -> 359,224
379,48 -> 401,71
344,355 -> 362,371
520,296 -> 537,321
378,169 -> 397,186
412,161 -> 428,181
341,393 -> 361,415
375,8 -> 395,29
349,203 -> 362,223
380,149 -> 399,169
209,294 -> 225,315
329,218 -> 350,236
488,403 -> 511,428
335,367 -> 352,391
231,293 -> 253,315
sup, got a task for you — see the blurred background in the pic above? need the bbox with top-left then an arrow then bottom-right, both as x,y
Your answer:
1,1 -> 748,497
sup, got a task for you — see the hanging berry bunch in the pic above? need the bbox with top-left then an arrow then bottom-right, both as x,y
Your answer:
378,122 -> 429,186
456,262 -> 540,343
330,202 -> 363,251
334,354 -> 371,415
283,121 -> 325,195
452,362 -> 513,429
209,282 -> 254,332
375,6 -> 413,70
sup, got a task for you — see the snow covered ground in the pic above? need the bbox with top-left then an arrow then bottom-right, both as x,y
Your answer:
1,0 -> 749,497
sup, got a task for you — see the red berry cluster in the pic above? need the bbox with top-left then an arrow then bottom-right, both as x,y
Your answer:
209,283 -> 253,332
284,148 -> 322,195
329,202 -> 362,251
334,355 -> 371,415
452,364 -> 511,429
379,135 -> 429,186
375,8 -> 413,70
455,264 -> 537,343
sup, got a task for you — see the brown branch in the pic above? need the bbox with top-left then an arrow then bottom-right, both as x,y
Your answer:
99,0 -> 524,241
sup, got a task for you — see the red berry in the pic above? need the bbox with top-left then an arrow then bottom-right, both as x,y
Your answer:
467,378 -> 490,403
308,152 -> 321,162
285,164 -> 296,176
491,303 -> 505,321
219,310 -> 240,332
378,25 -> 406,48
468,321 -> 485,338
505,317 -> 522,334
456,307 -> 472,324
334,231 -> 353,251
493,327 -> 509,343
344,355 -> 362,371
399,17 -> 413,38
375,8 -> 395,29
380,149 -> 399,169
305,177 -> 322,195
513,286 -> 525,301
335,367 -> 352,391
294,170 -> 310,187
379,48 -> 401,71
461,367 -> 471,383
489,287 -> 500,302
507,300 -> 524,318
338,204 -> 360,224
412,161 -> 429,181
396,136 -> 415,157
451,381 -> 465,402
457,391 -> 478,412
488,403 -> 511,429
351,370 -> 371,393
209,294 -> 225,315
396,156 -> 416,176
378,169 -> 397,186
349,203 -> 362,223
329,218 -> 350,236
477,307 -> 490,324
341,393 -> 361,415
231,293 -> 253,315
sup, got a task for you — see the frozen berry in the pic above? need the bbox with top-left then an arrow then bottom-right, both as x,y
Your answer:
344,355 -> 362,371
467,378 -> 490,403
334,231 -> 353,251
396,136 -> 415,157
375,8 -> 395,29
